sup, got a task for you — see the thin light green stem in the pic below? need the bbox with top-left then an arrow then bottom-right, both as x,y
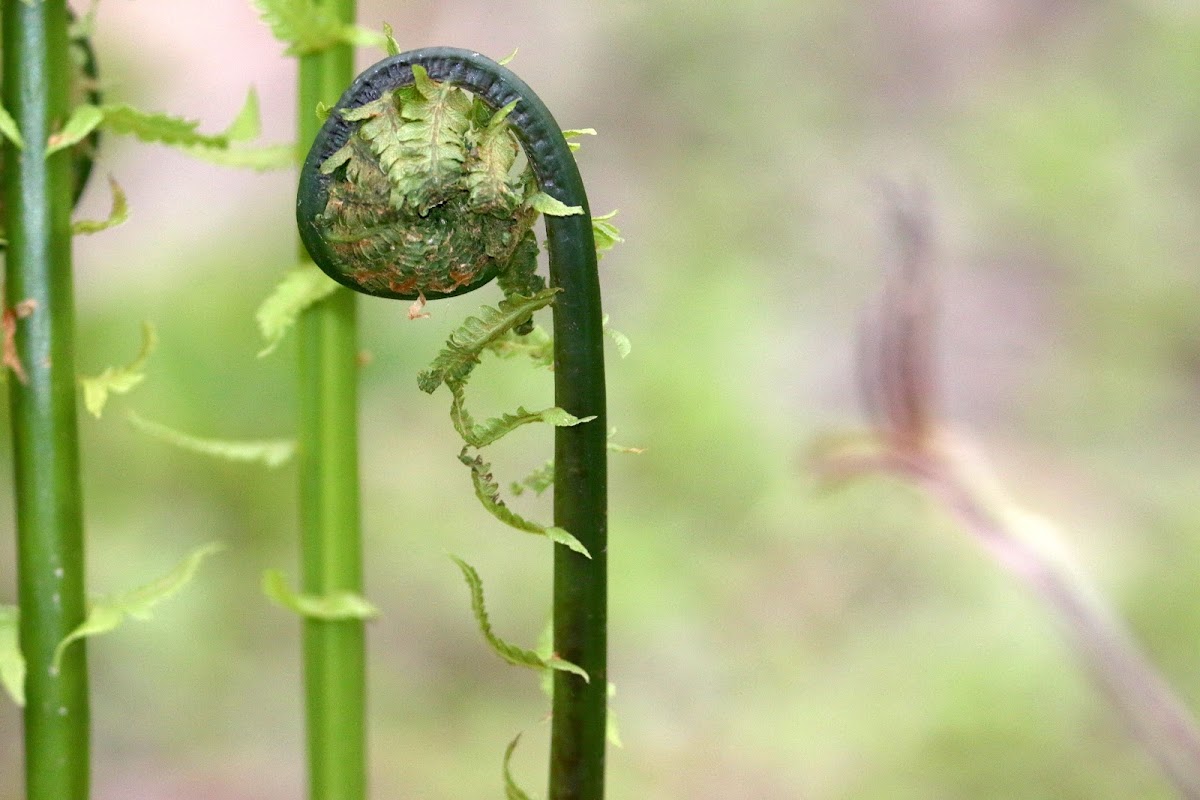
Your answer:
296,4 -> 366,799
2,2 -> 90,799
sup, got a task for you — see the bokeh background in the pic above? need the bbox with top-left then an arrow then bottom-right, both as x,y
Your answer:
3,1 -> 1200,797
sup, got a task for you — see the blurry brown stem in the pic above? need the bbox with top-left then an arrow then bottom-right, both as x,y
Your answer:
834,184 -> 1200,797
910,442 -> 1200,799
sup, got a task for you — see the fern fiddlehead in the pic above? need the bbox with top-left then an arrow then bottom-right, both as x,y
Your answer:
297,48 -> 608,800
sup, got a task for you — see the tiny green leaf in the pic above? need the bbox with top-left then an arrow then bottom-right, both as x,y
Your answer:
254,0 -> 345,55
545,656 -> 590,682
450,556 -> 587,681
222,87 -> 262,142
602,314 -> 631,358
0,606 -> 24,707
592,210 -> 623,259
336,24 -> 387,50
527,192 -> 582,217
127,412 -> 296,468
72,176 -> 129,237
256,263 -> 339,356
503,734 -> 535,800
382,22 -> 400,56
79,321 -> 156,418
52,542 -> 224,671
99,103 -> 228,148
510,460 -> 554,498
449,382 -> 594,448
544,527 -> 592,559
46,103 -> 103,156
485,326 -> 554,368
562,127 -> 596,153
0,104 -> 24,149
418,289 -> 560,393
498,48 -> 519,66
261,569 -> 379,620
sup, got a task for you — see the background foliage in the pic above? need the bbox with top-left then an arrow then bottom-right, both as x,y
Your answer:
2,1 -> 1199,797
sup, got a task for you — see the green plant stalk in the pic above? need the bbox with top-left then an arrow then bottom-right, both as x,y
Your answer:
296,49 -> 608,798
393,52 -> 609,800
295,4 -> 366,799
2,2 -> 90,799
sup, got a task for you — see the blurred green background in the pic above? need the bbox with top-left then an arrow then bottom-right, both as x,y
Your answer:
3,1 -> 1200,797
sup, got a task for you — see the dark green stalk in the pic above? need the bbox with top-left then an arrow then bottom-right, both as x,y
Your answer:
2,2 -> 90,799
295,4 -> 366,799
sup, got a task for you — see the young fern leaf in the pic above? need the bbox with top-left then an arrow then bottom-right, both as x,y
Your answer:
256,262 -> 339,356
91,104 -> 227,147
382,22 -> 400,57
602,314 -> 632,358
51,542 -> 225,671
49,89 -> 263,157
485,326 -> 554,367
450,556 -> 588,681
392,65 -> 473,211
46,103 -> 103,155
562,127 -> 596,153
510,459 -> 554,497
262,569 -> 379,621
526,191 -> 582,217
79,320 -> 155,419
503,733 -> 535,800
254,0 -> 385,56
465,101 -> 521,213
449,382 -> 595,449
592,210 -> 623,259
418,288 -> 560,394
127,412 -> 295,468
457,448 -> 591,558
71,175 -> 129,237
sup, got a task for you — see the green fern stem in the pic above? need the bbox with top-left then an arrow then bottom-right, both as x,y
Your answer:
295,4 -> 367,800
2,2 -> 90,798
299,49 -> 608,799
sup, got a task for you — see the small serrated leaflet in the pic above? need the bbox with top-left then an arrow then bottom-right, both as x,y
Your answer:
51,542 -> 224,671
601,315 -> 631,358
128,412 -> 295,468
72,176 -> 129,237
451,556 -> 578,674
562,127 -> 596,153
418,288 -> 559,393
382,22 -> 400,56
256,263 -> 339,356
46,103 -> 103,156
99,103 -> 228,148
592,210 -> 623,258
254,0 -> 344,55
527,191 -> 582,217
79,320 -> 156,418
262,569 -> 379,620
545,527 -> 592,559
222,88 -> 262,142
503,734 -> 534,800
